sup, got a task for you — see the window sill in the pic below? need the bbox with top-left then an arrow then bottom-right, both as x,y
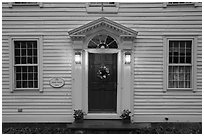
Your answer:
167,88 -> 193,91
12,88 -> 42,93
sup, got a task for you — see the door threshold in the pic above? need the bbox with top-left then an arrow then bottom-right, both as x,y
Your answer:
85,113 -> 119,119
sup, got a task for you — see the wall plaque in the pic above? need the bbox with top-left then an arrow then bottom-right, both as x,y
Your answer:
49,77 -> 65,88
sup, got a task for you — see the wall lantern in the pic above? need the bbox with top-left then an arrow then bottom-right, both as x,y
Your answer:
75,51 -> 82,64
125,52 -> 131,64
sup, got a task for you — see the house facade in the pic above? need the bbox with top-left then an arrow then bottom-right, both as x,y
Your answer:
2,2 -> 202,123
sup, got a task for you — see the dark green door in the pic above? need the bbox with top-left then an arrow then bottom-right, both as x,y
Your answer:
88,53 -> 117,113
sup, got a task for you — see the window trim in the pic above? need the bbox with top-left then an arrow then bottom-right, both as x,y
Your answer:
9,36 -> 43,92
163,36 -> 197,93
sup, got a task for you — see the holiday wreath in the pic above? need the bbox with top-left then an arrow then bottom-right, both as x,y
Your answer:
97,65 -> 110,79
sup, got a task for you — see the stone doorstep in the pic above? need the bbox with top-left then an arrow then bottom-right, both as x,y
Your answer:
66,120 -> 151,130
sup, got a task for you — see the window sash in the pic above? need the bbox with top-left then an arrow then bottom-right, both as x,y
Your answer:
168,65 -> 192,88
14,66 -> 38,89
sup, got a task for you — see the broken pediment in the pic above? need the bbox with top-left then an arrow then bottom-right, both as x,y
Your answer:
68,17 -> 137,41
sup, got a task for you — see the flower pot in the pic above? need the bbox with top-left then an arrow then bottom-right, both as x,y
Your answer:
122,116 -> 131,124
74,118 -> 84,123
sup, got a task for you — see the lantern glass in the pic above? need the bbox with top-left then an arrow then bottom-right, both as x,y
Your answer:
125,53 -> 131,64
75,52 -> 81,64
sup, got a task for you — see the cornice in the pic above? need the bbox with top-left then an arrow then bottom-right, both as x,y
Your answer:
68,17 -> 137,41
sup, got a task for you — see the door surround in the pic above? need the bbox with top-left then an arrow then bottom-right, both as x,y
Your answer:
69,17 -> 137,120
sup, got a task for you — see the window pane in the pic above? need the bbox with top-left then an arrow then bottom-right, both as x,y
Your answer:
179,81 -> 184,88
33,57 -> 37,64
21,42 -> 26,48
108,41 -> 117,48
28,81 -> 33,88
34,81 -> 38,88
169,73 -> 173,80
87,41 -> 97,48
186,57 -> 191,63
15,57 -> 20,64
28,73 -> 33,80
34,66 -> 38,72
169,81 -> 173,88
22,66 -> 27,72
186,41 -> 191,48
173,56 -> 178,63
22,73 -> 27,80
21,49 -> 26,56
16,81 -> 21,88
21,57 -> 26,64
169,56 -> 173,63
27,49 -> 32,56
33,49 -> 37,56
173,81 -> 178,88
180,56 -> 185,63
27,42 -> 32,48
27,57 -> 32,64
14,41 -> 20,48
185,81 -> 191,88
16,73 -> 21,80
16,67 -> 21,72
22,81 -> 27,88
32,41 -> 37,48
15,49 -> 20,56
34,73 -> 38,80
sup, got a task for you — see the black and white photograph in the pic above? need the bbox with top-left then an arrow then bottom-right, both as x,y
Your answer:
1,1 -> 202,134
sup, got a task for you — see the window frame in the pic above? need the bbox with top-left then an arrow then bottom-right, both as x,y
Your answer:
163,36 -> 197,92
9,36 -> 43,92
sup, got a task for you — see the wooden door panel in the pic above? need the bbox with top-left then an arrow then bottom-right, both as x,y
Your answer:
88,53 -> 117,112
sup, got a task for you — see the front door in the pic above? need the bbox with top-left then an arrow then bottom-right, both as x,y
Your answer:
88,53 -> 117,113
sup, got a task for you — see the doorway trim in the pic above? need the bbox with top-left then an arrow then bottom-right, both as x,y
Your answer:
83,49 -> 121,119
68,17 -> 137,121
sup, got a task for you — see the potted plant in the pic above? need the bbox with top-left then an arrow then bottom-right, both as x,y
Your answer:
73,109 -> 85,123
120,109 -> 131,123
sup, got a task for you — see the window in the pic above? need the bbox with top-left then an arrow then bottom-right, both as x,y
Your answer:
86,2 -> 119,14
88,34 -> 118,49
89,2 -> 116,7
163,2 -> 198,7
13,2 -> 39,6
168,2 -> 194,5
168,40 -> 192,89
9,2 -> 43,8
14,41 -> 38,89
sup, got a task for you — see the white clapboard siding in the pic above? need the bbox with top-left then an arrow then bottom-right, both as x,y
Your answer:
2,2 -> 202,122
